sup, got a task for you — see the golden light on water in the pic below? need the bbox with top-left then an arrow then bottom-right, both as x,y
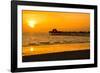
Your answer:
28,20 -> 36,28
23,43 -> 90,56
30,47 -> 34,52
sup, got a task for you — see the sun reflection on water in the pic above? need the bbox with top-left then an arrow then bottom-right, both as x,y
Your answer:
30,47 -> 34,52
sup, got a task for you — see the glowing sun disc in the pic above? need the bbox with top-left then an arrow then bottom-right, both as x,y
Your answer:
28,20 -> 36,28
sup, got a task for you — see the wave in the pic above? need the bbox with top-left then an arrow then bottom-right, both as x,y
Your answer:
23,40 -> 90,47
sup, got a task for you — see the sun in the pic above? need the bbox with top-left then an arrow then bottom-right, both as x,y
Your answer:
28,20 -> 36,28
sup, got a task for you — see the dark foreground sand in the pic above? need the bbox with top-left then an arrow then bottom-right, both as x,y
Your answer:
22,49 -> 90,62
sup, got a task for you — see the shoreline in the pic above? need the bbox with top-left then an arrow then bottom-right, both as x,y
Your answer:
23,41 -> 90,47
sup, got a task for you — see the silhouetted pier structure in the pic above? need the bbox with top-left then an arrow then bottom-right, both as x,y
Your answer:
49,29 -> 90,36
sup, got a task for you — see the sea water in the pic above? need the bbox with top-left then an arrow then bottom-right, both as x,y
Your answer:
22,33 -> 90,56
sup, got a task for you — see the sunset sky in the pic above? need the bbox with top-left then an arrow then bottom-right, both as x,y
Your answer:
22,10 -> 90,33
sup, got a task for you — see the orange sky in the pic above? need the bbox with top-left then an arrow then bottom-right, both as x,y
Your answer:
22,10 -> 90,33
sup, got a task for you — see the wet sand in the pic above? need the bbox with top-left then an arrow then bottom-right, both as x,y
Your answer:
23,49 -> 90,62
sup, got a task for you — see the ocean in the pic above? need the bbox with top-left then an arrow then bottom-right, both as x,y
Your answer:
22,33 -> 90,56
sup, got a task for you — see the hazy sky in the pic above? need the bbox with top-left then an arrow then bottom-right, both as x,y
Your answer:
22,10 -> 90,33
